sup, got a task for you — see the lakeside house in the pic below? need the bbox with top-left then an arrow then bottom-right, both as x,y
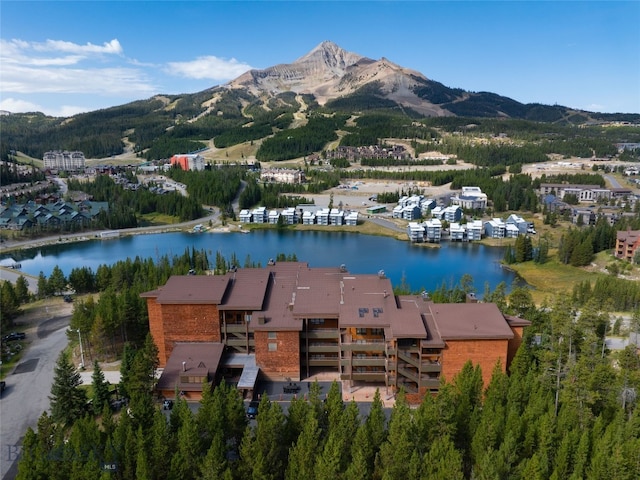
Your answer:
142,262 -> 530,403
240,206 -> 357,227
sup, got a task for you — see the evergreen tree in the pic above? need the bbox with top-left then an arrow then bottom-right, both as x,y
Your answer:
422,434 -> 464,480
344,423 -> 373,480
91,360 -> 111,414
286,408 -> 320,480
36,271 -> 49,298
48,265 -> 67,296
376,390 -> 414,479
49,351 -> 88,426
15,275 -> 30,303
0,280 -> 20,323
199,432 -> 229,480
169,406 -> 201,480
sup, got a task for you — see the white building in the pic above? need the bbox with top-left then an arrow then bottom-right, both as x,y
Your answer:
450,186 -> 488,210
268,210 -> 280,224
170,153 -> 205,171
260,168 -> 306,184
317,208 -> 330,226
424,218 -> 442,243
449,223 -> 465,241
466,220 -> 483,241
282,207 -> 298,225
251,206 -> 267,223
329,209 -> 345,225
484,218 -> 506,238
345,211 -> 359,226
302,211 -> 316,225
43,151 -> 85,171
407,222 -> 425,242
239,209 -> 252,223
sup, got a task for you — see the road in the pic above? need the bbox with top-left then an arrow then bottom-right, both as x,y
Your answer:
604,174 -> 623,189
0,269 -> 38,295
0,315 -> 71,480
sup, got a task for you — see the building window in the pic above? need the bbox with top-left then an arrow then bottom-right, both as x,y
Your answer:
310,318 -> 325,325
371,328 -> 384,336
356,328 -> 367,335
268,331 -> 277,339
268,343 -> 277,352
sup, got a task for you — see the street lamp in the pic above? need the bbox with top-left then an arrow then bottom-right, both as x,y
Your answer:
75,329 -> 85,370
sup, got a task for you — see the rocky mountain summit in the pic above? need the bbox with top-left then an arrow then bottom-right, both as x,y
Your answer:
228,41 -> 450,116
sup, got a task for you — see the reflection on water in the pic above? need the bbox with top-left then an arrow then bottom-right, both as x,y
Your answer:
2,230 -> 524,293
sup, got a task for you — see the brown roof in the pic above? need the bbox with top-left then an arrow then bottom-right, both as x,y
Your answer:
396,296 -> 441,343
430,303 -> 514,340
141,275 -> 230,304
252,267 -> 303,330
339,275 -> 396,327
218,268 -> 271,310
617,229 -> 640,242
157,342 -> 224,391
504,314 -> 532,328
291,268 -> 344,318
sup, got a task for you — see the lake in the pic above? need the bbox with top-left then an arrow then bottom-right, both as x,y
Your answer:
1,230 -> 522,294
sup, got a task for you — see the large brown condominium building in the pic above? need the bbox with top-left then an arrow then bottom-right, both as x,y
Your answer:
142,262 -> 530,402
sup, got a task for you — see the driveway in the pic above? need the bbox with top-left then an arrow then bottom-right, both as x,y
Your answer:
0,315 -> 71,480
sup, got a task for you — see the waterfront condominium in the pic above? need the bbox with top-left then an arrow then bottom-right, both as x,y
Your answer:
142,262 -> 530,402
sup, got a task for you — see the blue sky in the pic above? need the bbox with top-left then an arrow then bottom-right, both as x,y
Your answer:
1,1 -> 638,117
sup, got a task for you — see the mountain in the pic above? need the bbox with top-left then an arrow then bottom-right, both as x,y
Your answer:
225,41 -> 560,119
2,41 -> 639,161
228,40 -> 449,116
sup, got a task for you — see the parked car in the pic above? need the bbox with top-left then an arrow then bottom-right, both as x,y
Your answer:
163,399 -> 174,410
110,398 -> 127,411
246,401 -> 259,419
63,295 -> 73,303
3,332 -> 26,342
0,380 -> 5,395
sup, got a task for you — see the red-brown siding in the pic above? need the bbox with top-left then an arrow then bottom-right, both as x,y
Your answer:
441,339 -> 509,387
149,302 -> 221,366
507,326 -> 525,370
146,298 -> 167,365
255,330 -> 300,380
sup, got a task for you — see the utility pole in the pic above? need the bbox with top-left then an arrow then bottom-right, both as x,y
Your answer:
76,329 -> 85,370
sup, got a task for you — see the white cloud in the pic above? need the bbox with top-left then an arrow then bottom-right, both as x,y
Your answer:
0,38 -> 157,96
0,97 -> 43,114
0,97 -> 94,117
166,56 -> 252,81
33,39 -> 123,55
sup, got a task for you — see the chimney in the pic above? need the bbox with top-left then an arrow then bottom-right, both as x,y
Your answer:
182,361 -> 186,372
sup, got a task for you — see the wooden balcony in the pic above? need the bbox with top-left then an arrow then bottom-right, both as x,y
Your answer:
341,342 -> 386,352
303,358 -> 339,367
421,362 -> 442,373
302,344 -> 340,353
302,329 -> 340,339
340,357 -> 386,367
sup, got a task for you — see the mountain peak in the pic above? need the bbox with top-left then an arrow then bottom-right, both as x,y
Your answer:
294,41 -> 365,71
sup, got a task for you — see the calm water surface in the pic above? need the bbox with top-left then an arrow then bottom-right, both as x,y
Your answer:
2,230 -> 522,293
